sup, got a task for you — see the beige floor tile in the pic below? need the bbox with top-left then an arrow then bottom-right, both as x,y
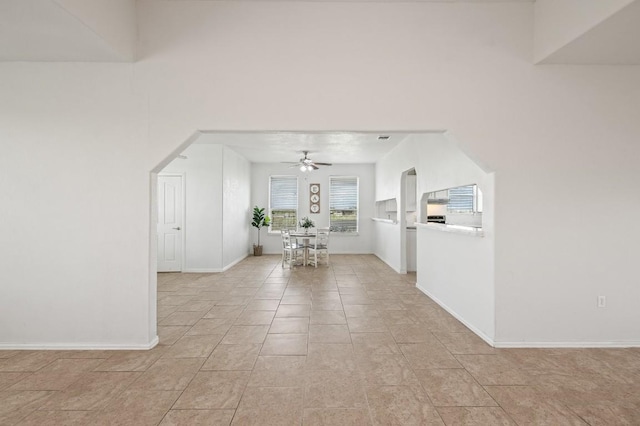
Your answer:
159,311 -> 207,326
310,300 -> 344,311
0,390 -> 53,424
275,304 -> 311,318
343,305 -> 380,318
245,299 -> 280,311
173,371 -> 250,409
305,370 -> 368,409
356,353 -> 421,387
436,407 -> 516,425
351,332 -> 401,356
0,352 -> 59,372
485,385 -> 587,425
310,310 -> 346,325
220,325 -> 269,345
93,347 -> 166,372
17,410 -> 98,426
565,402 -> 640,426
232,386 -> 303,425
202,344 -> 261,370
40,372 -> 140,410
9,372 -> 83,391
159,409 -> 235,425
309,324 -> 351,343
414,369 -> 497,407
260,333 -> 308,355
163,335 -> 222,358
176,300 -> 216,312
306,343 -> 357,371
248,356 -> 306,387
158,325 -> 191,345
186,318 -> 233,335
388,324 -> 439,343
93,389 -> 181,425
204,305 -> 245,319
280,295 -> 312,305
269,317 -> 309,334
233,310 -> 275,326
455,355 -> 531,386
347,316 -> 389,333
433,332 -> 496,355
0,373 -> 30,391
366,385 -> 444,425
400,343 -> 463,369
303,408 -> 373,425
0,351 -> 21,359
129,358 -> 203,391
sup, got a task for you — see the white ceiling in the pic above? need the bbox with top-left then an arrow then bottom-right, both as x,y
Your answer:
196,132 -> 418,164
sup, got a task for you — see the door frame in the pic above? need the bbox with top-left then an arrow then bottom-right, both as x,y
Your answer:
157,172 -> 186,273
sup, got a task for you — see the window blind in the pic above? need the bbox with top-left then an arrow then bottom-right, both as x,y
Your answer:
447,185 -> 475,212
330,177 -> 358,232
270,176 -> 298,231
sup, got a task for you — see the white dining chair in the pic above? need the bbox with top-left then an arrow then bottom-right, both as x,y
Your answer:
307,227 -> 330,268
281,229 -> 305,269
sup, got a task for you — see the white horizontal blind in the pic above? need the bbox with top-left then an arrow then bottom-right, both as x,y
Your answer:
270,176 -> 298,231
330,177 -> 358,232
447,185 -> 475,213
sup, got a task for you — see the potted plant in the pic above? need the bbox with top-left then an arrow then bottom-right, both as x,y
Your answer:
251,206 -> 270,256
299,216 -> 315,234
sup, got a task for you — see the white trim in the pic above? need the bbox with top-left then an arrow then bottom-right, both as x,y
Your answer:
494,341 -> 640,348
374,253 -> 403,274
183,254 -> 249,273
418,283 -> 640,349
0,336 -> 159,351
222,254 -> 248,272
416,282 -> 496,347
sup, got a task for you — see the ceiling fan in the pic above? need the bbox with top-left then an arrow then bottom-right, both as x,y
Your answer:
282,151 -> 332,171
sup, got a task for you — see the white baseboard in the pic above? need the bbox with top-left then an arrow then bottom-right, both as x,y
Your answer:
183,268 -> 222,273
222,254 -> 248,272
416,282 -> 496,347
373,253 -> 402,274
0,335 -> 159,351
417,283 -> 640,349
493,341 -> 640,348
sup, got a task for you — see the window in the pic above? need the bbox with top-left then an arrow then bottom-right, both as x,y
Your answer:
330,177 -> 358,233
269,176 -> 298,231
447,184 -> 482,213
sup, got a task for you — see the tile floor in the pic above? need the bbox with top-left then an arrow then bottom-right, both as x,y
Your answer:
1,254 -> 639,425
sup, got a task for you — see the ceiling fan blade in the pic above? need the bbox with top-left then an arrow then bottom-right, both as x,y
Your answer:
310,164 -> 319,170
312,162 -> 332,166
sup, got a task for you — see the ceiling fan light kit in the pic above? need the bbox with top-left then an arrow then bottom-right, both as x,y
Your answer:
282,151 -> 332,172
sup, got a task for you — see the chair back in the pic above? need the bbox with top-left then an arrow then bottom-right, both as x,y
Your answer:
314,227 -> 330,248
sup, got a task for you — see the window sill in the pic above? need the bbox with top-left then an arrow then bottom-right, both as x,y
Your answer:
371,218 -> 398,225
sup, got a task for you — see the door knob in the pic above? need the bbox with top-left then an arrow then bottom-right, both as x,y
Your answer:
172,227 -> 181,230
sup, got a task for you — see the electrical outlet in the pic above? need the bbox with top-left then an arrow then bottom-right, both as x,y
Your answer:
597,296 -> 606,308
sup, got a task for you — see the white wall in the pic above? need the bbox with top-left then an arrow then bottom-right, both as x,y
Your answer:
376,133 -> 495,340
222,146 -> 251,267
251,163 -> 375,255
1,1 -> 639,348
162,144 -> 224,272
0,64 -> 152,349
57,0 -> 137,60
534,0 -> 635,62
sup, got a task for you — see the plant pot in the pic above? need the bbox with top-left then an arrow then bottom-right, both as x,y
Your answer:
253,245 -> 263,256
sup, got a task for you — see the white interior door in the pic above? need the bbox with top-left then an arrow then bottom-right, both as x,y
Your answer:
157,175 -> 184,272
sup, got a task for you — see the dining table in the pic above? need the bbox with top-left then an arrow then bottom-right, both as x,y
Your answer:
289,230 -> 315,266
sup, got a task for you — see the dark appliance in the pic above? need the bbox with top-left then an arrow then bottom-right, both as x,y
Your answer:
427,215 -> 446,224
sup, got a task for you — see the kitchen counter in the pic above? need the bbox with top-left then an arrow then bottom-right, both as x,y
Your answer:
416,222 -> 484,237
